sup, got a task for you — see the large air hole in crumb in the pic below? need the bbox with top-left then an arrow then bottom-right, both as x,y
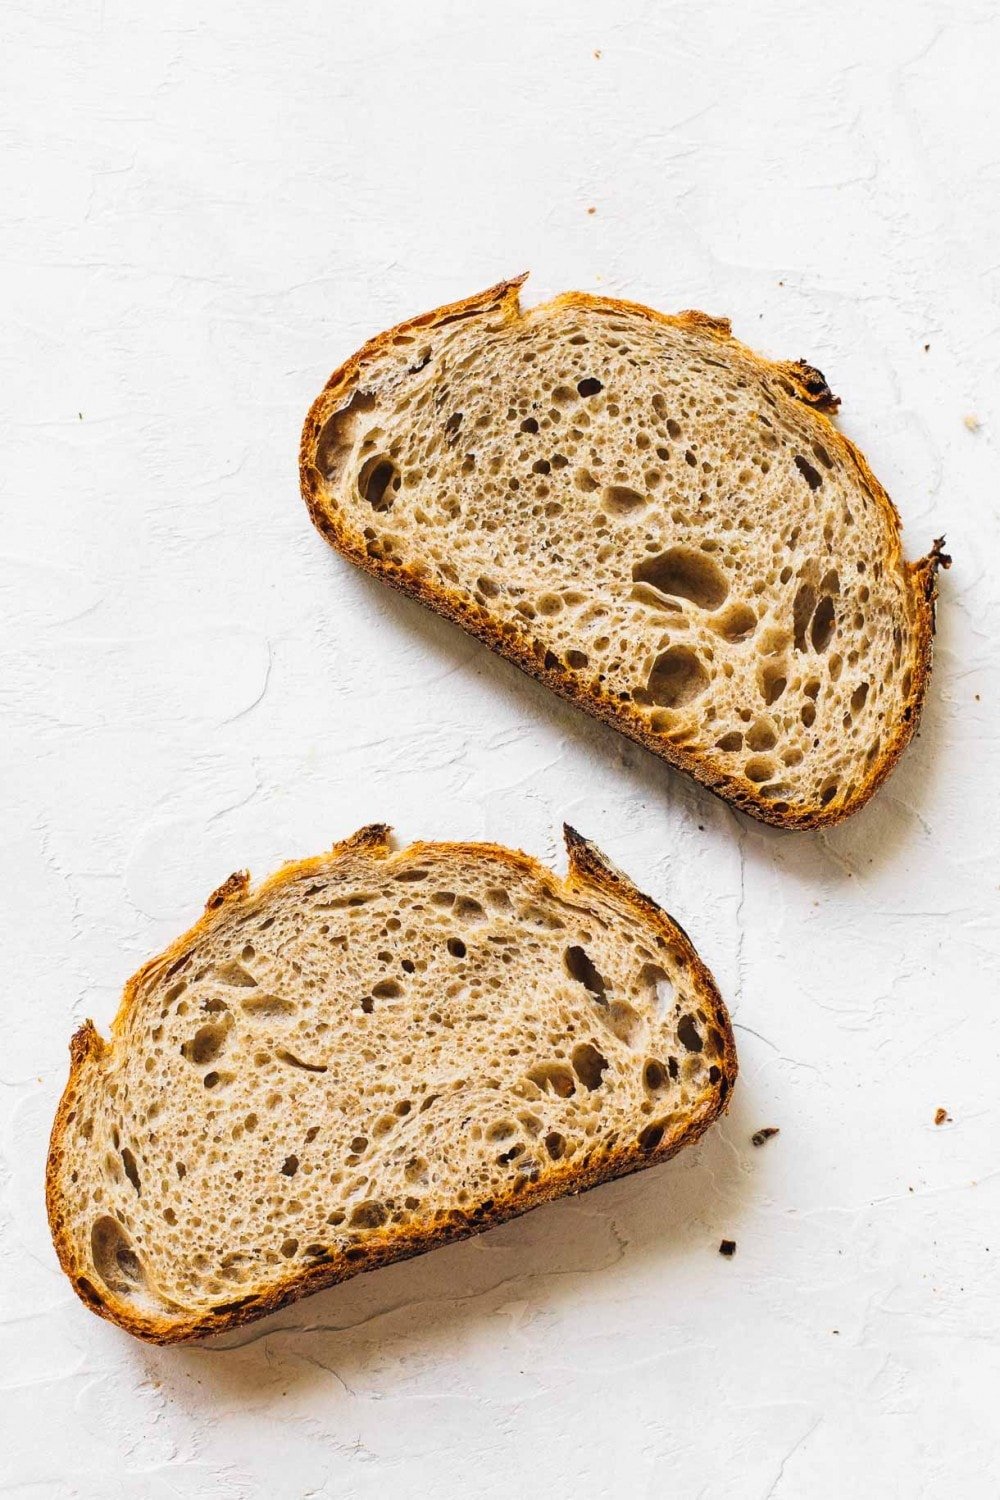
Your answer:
526,1061 -> 576,1098
203,1069 -> 235,1090
811,596 -> 836,652
351,1201 -> 388,1230
241,993 -> 296,1020
851,682 -> 870,713
677,1015 -> 703,1052
714,602 -> 756,642
639,962 -> 674,1021
745,756 -> 776,783
314,388 -> 376,477
357,454 -> 399,512
181,1019 -> 231,1066
758,782 -> 792,801
639,1122 -> 665,1153
275,1048 -> 327,1074
794,455 -> 822,491
577,377 -> 603,397
793,581 -> 816,652
603,1000 -> 645,1049
632,547 -> 729,610
747,720 -> 777,752
564,945 -> 607,1001
629,583 -> 684,614
572,1042 -> 609,1091
214,960 -> 257,988
545,1131 -> 566,1160
91,1216 -> 145,1295
644,1060 -> 668,1092
716,731 -> 743,753
120,1147 -> 141,1195
759,661 -> 787,705
645,646 -> 709,709
603,485 -> 647,516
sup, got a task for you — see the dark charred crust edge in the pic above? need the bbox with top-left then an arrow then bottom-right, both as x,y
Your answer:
786,358 -> 841,412
300,277 -> 945,830
46,825 -> 737,1345
205,870 -> 250,911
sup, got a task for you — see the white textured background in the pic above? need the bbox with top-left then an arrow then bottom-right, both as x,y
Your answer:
3,2 -> 998,1496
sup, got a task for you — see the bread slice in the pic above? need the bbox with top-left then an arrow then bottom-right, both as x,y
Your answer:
47,825 -> 735,1345
301,277 -> 948,828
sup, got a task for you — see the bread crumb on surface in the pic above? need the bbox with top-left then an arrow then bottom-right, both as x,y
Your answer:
751,1126 -> 780,1147
719,1238 -> 737,1257
934,1107 -> 950,1125
964,414 -> 981,431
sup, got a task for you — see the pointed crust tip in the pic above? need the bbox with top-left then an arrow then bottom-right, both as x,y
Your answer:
205,870 -> 250,911
789,359 -> 840,412
340,823 -> 393,855
69,1021 -> 102,1066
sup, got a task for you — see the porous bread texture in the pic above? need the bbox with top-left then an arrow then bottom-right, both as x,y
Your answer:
47,826 -> 736,1345
301,277 -> 948,828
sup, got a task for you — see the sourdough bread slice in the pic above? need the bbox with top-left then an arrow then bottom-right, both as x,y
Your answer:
301,277 -> 948,828
47,826 -> 735,1345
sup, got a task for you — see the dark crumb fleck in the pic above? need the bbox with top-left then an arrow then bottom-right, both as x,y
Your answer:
698,824 -> 705,831
586,206 -> 596,215
719,1238 -> 737,1258
751,1126 -> 780,1147
934,1107 -> 950,1125
832,1328 -> 840,1335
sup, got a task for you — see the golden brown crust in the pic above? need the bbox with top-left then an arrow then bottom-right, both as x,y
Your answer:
299,278 -> 947,830
46,825 -> 736,1345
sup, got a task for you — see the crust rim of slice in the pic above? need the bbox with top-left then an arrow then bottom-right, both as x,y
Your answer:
299,276 -> 949,830
46,824 -> 737,1346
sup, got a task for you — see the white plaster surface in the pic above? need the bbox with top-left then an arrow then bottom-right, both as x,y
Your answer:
2,2 -> 999,1495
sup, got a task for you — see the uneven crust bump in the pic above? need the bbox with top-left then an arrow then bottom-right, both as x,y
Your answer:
46,826 -> 736,1345
300,277 -> 946,829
